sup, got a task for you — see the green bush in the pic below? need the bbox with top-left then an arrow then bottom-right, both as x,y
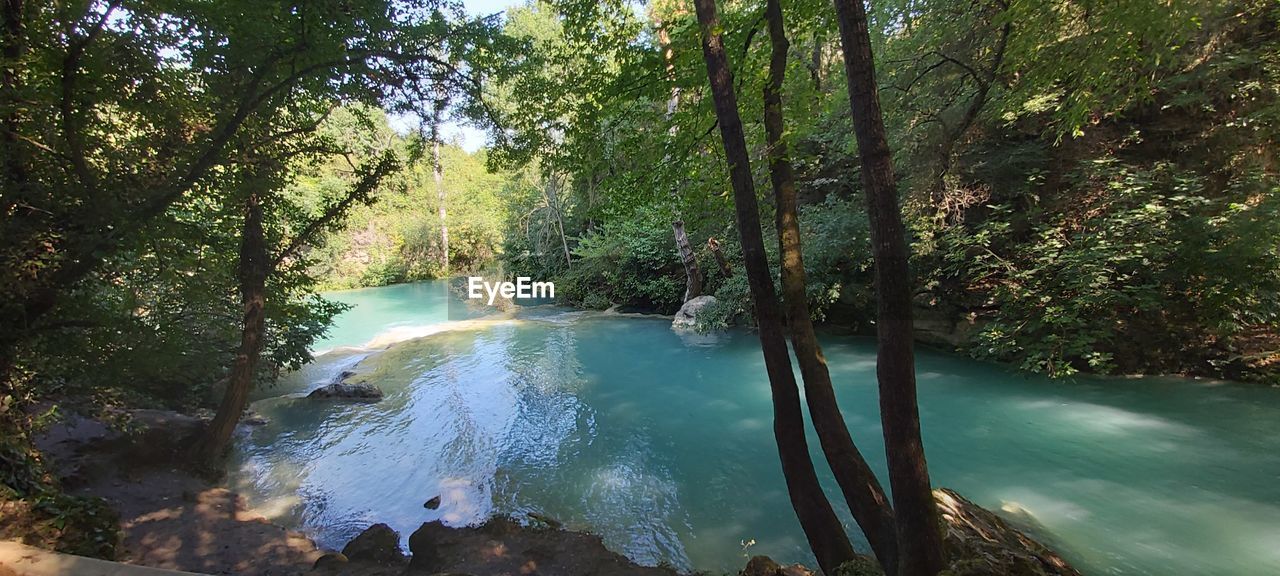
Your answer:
558,206 -> 687,313
958,160 -> 1280,376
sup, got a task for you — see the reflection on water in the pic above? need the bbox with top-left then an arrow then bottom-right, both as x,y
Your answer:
229,282 -> 1280,575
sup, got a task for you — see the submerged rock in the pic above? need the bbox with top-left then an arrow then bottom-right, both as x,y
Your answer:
527,511 -> 563,529
242,410 -> 269,426
307,382 -> 383,401
342,523 -> 406,565
672,295 -> 717,329
936,488 -> 1082,576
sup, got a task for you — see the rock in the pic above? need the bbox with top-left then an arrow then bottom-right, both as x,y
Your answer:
935,488 -> 1082,576
242,410 -> 269,426
913,306 -> 984,349
527,511 -> 562,529
307,382 -> 383,401
424,495 -> 441,509
742,555 -> 825,576
672,295 -> 717,329
341,523 -> 406,565
409,518 -> 675,576
742,556 -> 784,576
313,551 -> 349,570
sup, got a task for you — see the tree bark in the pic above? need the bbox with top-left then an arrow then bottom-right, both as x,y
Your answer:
692,0 -> 856,572
831,1 -> 946,574
659,22 -> 703,302
431,104 -> 448,273
707,237 -> 733,278
763,0 -> 899,573
673,219 -> 702,300
194,189 -> 269,466
546,174 -> 572,269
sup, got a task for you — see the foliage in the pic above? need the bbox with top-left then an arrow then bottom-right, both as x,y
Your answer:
300,109 -> 515,289
558,206 -> 687,313
0,0 -> 507,499
958,160 -> 1280,376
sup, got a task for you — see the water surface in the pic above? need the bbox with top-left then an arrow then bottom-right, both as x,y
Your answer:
231,281 -> 1280,575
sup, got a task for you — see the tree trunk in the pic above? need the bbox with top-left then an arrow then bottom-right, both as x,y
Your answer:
673,219 -> 702,301
431,109 -> 448,273
763,0 -> 899,572
831,1 -> 946,574
707,237 -> 733,278
546,174 -> 572,269
692,0 -> 857,572
659,23 -> 703,302
194,189 -> 270,466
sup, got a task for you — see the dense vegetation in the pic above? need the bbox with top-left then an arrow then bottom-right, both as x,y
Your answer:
493,0 -> 1280,382
0,0 -> 1275,572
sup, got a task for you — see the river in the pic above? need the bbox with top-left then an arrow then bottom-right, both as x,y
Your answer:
228,281 -> 1280,575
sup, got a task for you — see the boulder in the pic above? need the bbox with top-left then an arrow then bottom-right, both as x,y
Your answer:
672,295 -> 717,329
742,556 -> 817,576
341,523 -> 406,565
936,488 -> 1082,576
307,382 -> 383,401
409,518 -> 674,576
913,306 -> 985,349
242,410 -> 269,426
312,551 -> 349,570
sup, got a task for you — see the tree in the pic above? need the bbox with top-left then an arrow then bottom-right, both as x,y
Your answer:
763,0 -> 899,572
692,0 -> 858,572
832,0 -> 946,574
194,139 -> 396,465
0,0 -> 491,398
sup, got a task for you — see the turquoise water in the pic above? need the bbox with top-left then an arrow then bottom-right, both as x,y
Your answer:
310,283 -> 453,353
231,281 -> 1280,575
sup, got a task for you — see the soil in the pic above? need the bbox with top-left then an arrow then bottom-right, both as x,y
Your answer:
27,411 -> 324,576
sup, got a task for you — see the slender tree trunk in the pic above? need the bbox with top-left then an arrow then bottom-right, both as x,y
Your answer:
194,190 -> 269,466
659,23 -> 704,302
831,1 -> 945,574
763,0 -> 899,572
433,135 -> 448,273
929,19 -> 1010,225
692,0 -> 856,572
809,30 -> 824,92
673,219 -> 702,300
546,175 -> 572,269
707,237 -> 733,278
431,108 -> 448,273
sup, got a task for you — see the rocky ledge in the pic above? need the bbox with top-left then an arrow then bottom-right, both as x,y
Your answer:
307,370 -> 384,401
314,490 -> 1081,576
